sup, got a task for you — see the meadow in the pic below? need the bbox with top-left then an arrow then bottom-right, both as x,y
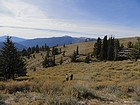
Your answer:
0,37 -> 140,105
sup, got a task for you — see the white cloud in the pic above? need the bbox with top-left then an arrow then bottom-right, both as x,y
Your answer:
1,0 -> 46,18
0,0 -> 139,39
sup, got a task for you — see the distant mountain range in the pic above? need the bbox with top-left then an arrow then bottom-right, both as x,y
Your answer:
0,36 -> 27,42
0,42 -> 27,51
0,35 -> 96,51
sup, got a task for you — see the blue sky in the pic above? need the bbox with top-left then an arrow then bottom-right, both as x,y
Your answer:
0,0 -> 140,39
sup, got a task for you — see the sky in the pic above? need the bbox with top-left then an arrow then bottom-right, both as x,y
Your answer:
0,0 -> 140,39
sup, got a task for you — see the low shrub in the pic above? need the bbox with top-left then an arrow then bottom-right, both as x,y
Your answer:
6,81 -> 30,94
46,95 -> 78,105
72,84 -> 96,99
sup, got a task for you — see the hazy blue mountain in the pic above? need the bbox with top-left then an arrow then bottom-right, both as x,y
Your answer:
20,36 -> 96,47
0,35 -> 27,42
0,42 -> 27,51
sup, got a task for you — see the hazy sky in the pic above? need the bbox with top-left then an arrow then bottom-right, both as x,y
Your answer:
0,0 -> 140,39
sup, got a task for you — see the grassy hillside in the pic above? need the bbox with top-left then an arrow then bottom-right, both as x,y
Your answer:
26,37 -> 139,69
0,37 -> 140,105
26,41 -> 94,69
119,37 -> 139,47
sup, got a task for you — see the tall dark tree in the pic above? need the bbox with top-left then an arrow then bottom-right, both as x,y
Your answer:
129,38 -> 140,61
35,45 -> 40,53
63,44 -> 66,48
0,36 -> 26,80
27,47 -> 31,54
42,53 -> 49,68
21,48 -> 28,57
44,43 -> 49,51
84,53 -> 91,63
107,37 -> 114,60
71,50 -> 77,62
51,55 -> 56,66
31,46 -> 35,53
52,47 -> 58,55
114,39 -> 120,61
101,35 -> 108,60
93,37 -> 102,59
42,54 -> 56,68
60,57 -> 63,65
127,41 -> 133,48
76,45 -> 79,55
120,43 -> 124,50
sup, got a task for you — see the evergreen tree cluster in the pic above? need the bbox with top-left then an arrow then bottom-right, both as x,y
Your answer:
42,46 -> 60,68
21,44 -> 50,58
42,54 -> 56,68
94,35 -> 121,61
0,36 -> 26,80
128,38 -> 140,61
71,46 -> 79,62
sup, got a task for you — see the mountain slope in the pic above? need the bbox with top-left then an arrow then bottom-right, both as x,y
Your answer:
20,36 -> 96,47
0,35 -> 27,42
0,42 -> 27,51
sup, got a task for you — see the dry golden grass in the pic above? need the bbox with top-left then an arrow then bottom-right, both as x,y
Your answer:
1,37 -> 140,104
119,37 -> 139,47
1,60 -> 140,104
26,37 -> 140,69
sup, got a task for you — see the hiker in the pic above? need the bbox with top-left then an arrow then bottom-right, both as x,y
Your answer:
70,73 -> 73,80
66,73 -> 69,81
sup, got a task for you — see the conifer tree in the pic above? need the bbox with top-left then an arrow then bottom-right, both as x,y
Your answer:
71,50 -> 77,62
0,36 -> 26,80
63,44 -> 65,48
76,45 -> 79,55
127,41 -> 133,48
101,35 -> 108,60
120,43 -> 124,50
60,57 -> 63,65
52,55 -> 56,66
45,44 -> 47,51
107,37 -> 114,60
93,37 -> 102,59
27,47 -> 31,54
84,53 -> 91,63
42,53 -> 49,68
114,39 -> 120,60
21,48 -> 28,56
31,46 -> 35,53
35,45 -> 40,53
129,38 -> 140,61
52,47 -> 58,55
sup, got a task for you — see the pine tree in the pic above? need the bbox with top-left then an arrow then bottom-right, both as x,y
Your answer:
35,45 -> 40,53
76,45 -> 79,55
0,36 -> 26,80
63,44 -> 66,48
21,48 -> 28,56
71,50 -> 77,62
93,37 -> 102,59
52,55 -> 56,66
60,57 -> 63,65
127,41 -> 133,48
31,46 -> 35,54
27,47 -> 31,59
101,35 -> 108,60
129,38 -> 140,61
84,53 -> 91,63
0,56 -> 4,77
42,53 -> 49,68
120,43 -> 124,50
114,39 -> 120,61
45,44 -> 47,51
107,37 -> 114,60
52,47 -> 58,55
